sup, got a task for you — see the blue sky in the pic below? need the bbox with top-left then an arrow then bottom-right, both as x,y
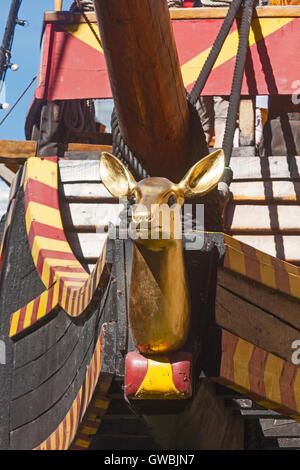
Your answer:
0,1 -> 74,215
0,1 -> 75,141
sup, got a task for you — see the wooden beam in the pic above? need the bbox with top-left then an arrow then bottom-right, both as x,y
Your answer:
233,234 -> 300,262
226,203 -> 300,233
93,0 -> 191,180
230,181 -> 300,202
231,156 -> 300,180
43,7 -> 300,23
215,285 -> 300,364
0,140 -> 112,164
0,164 -> 15,185
0,140 -> 37,163
218,268 -> 300,330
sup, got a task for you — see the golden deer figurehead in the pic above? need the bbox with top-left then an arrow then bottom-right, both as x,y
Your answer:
100,150 -> 225,248
99,150 -> 225,354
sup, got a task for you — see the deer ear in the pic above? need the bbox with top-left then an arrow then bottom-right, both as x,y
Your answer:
99,152 -> 136,197
178,149 -> 225,198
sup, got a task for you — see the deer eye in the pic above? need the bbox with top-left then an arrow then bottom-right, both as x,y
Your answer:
167,194 -> 176,207
129,193 -> 137,205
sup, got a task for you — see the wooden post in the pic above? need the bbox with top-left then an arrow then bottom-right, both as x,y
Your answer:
54,0 -> 63,11
239,98 -> 255,147
93,0 -> 191,180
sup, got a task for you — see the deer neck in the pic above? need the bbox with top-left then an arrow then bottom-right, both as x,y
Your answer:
129,239 -> 190,355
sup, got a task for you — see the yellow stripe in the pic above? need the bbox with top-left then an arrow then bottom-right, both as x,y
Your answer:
65,412 -> 71,450
64,23 -> 103,53
84,278 -> 91,309
226,243 -> 246,276
287,272 -> 300,300
71,401 -> 78,443
74,438 -> 90,448
9,310 -> 21,337
50,432 -> 56,450
72,291 -> 80,316
78,290 -> 84,315
31,236 -> 73,265
62,281 -> 85,287
54,271 -> 88,279
61,285 -> 68,310
255,251 -> 276,290
52,282 -> 60,308
81,426 -> 97,436
99,381 -> 111,394
23,301 -> 34,330
36,290 -> 51,321
26,202 -> 62,232
264,354 -> 283,408
136,356 -> 184,399
294,369 -> 300,414
181,17 -> 293,87
94,398 -> 110,409
25,157 -> 58,189
41,259 -> 85,288
58,422 -> 64,450
233,338 -> 254,392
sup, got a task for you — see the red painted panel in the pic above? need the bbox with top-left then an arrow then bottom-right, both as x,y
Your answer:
34,17 -> 300,100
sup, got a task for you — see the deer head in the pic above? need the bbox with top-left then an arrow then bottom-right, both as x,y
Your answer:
99,150 -> 225,354
100,150 -> 225,246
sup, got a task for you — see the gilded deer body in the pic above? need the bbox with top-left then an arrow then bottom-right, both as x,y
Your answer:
100,150 -> 225,355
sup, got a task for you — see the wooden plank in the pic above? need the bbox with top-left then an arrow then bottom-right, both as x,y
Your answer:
260,420 -> 300,437
226,204 -> 300,232
93,0 -> 192,180
59,160 -> 101,183
62,183 -> 115,201
10,296 -> 105,431
230,181 -> 300,202
215,285 -> 300,364
66,232 -> 108,259
237,410 -> 292,419
230,156 -> 300,181
12,310 -> 78,399
0,140 -> 37,163
218,269 -> 300,330
0,164 -> 15,185
43,7 -> 300,23
170,6 -> 300,19
233,234 -> 300,261
66,143 -> 112,153
0,140 -> 112,164
62,202 -> 123,230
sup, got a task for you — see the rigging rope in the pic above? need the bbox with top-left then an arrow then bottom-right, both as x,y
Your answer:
0,75 -> 36,127
221,0 -> 256,185
187,0 -> 244,105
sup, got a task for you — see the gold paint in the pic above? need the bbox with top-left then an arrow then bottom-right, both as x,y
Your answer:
99,151 -> 225,354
